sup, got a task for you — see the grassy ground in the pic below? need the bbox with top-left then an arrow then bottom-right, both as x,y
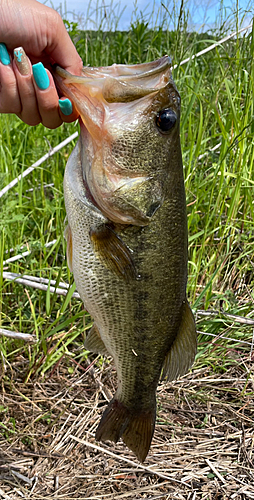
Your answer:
0,1 -> 254,498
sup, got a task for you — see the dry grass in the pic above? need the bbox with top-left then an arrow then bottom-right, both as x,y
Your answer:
0,353 -> 253,500
0,8 -> 254,499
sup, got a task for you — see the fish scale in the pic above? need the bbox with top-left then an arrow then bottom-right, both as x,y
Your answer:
54,56 -> 197,462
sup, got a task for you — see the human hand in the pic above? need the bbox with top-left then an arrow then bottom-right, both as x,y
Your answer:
0,0 -> 83,128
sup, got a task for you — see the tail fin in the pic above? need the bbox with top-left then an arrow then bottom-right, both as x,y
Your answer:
95,399 -> 129,443
95,398 -> 156,462
122,409 -> 156,462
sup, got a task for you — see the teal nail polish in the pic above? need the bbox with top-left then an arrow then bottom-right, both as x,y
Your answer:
0,43 -> 11,65
59,98 -> 73,116
32,62 -> 50,90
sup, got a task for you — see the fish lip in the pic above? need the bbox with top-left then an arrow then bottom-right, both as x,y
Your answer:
81,55 -> 172,80
53,56 -> 173,98
109,55 -> 171,80
54,55 -> 171,77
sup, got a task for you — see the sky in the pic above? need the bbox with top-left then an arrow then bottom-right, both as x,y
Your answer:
39,0 -> 253,31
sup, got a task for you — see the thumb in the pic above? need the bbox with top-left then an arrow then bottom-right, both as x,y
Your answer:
46,16 -> 83,76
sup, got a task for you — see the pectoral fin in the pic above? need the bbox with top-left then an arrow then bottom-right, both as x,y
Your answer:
84,324 -> 110,357
64,223 -> 73,273
90,224 -> 136,282
162,300 -> 197,381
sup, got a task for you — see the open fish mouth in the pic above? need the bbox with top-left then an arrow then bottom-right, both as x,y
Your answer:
54,56 -> 172,103
53,56 -> 180,226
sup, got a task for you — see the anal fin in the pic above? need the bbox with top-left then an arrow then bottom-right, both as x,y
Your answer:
84,323 -> 111,357
162,300 -> 197,381
90,224 -> 136,282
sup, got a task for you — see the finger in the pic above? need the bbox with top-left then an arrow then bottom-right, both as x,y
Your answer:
32,62 -> 63,129
45,13 -> 83,76
0,43 -> 21,114
58,97 -> 79,123
13,47 -> 41,126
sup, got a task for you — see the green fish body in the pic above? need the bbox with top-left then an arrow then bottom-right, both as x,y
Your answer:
54,57 -> 197,462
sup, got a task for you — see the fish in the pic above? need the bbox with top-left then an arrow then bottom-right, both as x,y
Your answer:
53,56 -> 197,462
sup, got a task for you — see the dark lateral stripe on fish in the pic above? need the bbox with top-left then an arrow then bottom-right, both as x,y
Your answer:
89,224 -> 137,282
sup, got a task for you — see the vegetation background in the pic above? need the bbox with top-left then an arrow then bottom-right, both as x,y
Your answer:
0,0 -> 253,497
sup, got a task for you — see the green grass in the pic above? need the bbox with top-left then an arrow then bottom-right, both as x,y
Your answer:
0,0 -> 254,376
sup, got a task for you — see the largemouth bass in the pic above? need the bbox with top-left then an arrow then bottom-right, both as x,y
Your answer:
54,57 -> 196,462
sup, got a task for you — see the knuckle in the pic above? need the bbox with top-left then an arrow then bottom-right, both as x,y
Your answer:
48,9 -> 63,32
0,100 -> 21,114
0,82 -> 21,114
26,117 -> 41,126
44,121 -> 62,130
42,114 -> 62,129
62,115 -> 76,124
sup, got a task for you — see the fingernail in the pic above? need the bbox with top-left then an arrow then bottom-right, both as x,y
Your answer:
59,98 -> 73,116
0,43 -> 11,65
32,62 -> 50,90
13,47 -> 30,76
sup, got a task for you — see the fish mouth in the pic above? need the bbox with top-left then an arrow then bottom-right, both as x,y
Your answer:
54,56 -> 172,103
81,55 -> 171,77
53,57 -> 177,226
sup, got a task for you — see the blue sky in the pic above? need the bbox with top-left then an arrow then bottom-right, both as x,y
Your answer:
40,0 -> 252,31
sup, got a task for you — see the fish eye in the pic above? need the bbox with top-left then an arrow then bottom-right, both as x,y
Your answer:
156,108 -> 177,133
